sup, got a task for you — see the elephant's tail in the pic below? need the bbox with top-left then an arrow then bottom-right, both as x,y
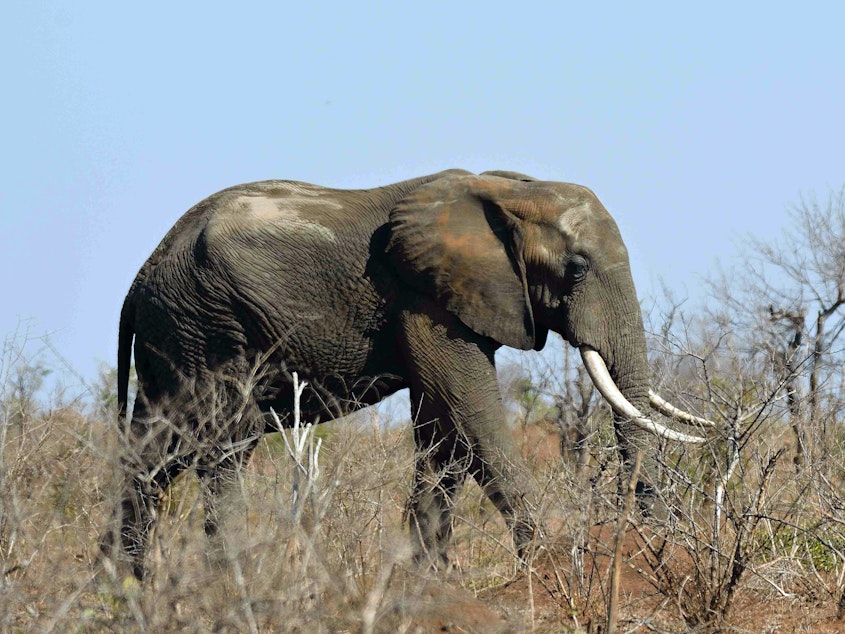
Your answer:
117,297 -> 134,422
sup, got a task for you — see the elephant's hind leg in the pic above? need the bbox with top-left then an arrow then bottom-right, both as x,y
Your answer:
198,433 -> 260,550
114,467 -> 182,580
102,398 -> 195,580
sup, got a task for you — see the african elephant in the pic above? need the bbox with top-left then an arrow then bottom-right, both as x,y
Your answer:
104,168 -> 707,579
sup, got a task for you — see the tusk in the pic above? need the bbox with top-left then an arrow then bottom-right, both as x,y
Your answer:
580,346 -> 706,444
649,390 -> 717,428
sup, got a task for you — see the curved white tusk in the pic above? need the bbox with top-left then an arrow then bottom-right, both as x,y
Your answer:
579,346 -> 706,444
648,390 -> 717,428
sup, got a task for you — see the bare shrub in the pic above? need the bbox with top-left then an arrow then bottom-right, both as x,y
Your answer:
2,316 -> 844,631
0,349 -> 536,631
624,286 -> 845,631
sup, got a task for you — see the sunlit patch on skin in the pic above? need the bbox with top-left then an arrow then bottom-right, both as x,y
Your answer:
556,200 -> 592,237
557,200 -> 593,251
531,243 -> 552,263
207,186 -> 339,243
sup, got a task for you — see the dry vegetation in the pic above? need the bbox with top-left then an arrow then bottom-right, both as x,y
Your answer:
1,348 -> 844,633
3,187 -> 845,632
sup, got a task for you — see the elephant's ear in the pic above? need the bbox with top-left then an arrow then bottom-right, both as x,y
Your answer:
387,175 -> 536,350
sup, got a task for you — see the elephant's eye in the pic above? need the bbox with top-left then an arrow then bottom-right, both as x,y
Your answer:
565,254 -> 590,282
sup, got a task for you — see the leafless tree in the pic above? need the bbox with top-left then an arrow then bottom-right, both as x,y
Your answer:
706,185 -> 845,467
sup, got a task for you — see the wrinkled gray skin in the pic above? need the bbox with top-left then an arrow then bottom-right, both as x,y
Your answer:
106,169 -> 658,579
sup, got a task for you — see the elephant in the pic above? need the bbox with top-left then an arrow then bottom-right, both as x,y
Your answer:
104,168 -> 708,580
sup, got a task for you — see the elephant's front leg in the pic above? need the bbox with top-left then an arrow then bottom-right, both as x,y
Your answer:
399,303 -> 538,568
406,429 -> 469,569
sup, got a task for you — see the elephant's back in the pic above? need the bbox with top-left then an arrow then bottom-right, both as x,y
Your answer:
201,185 -> 390,375
132,182 -> 383,381
124,171 -> 462,387
203,180 -> 369,245
134,171 -> 465,284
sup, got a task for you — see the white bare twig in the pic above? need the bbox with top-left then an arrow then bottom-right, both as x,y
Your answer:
272,372 -> 322,521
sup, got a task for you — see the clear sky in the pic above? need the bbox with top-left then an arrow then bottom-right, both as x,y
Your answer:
2,2 -> 844,397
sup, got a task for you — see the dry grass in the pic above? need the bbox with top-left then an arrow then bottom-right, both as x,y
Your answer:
1,390 -> 844,632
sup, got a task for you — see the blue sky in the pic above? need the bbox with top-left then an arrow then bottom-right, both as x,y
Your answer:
2,3 -> 844,398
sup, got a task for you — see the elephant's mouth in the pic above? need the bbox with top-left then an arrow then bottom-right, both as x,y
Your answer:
579,346 -> 710,443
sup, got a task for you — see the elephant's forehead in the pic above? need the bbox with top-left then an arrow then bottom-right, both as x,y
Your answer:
206,182 -> 340,242
555,197 -> 628,261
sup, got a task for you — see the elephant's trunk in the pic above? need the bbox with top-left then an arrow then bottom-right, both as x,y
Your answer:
583,312 -> 665,511
577,299 -> 710,516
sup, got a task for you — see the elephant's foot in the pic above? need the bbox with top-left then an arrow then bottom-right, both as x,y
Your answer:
97,527 -> 147,582
411,544 -> 451,573
512,517 -> 541,565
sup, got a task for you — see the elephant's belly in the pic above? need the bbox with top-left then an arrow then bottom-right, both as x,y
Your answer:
248,322 -> 408,424
257,368 -> 407,426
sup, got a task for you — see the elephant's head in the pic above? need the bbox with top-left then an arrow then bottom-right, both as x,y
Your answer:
387,172 -> 705,494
